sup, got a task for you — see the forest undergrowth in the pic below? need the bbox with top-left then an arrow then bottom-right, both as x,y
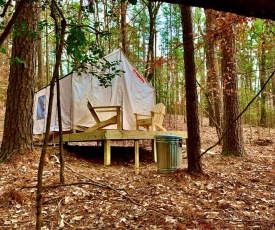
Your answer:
0,114 -> 274,229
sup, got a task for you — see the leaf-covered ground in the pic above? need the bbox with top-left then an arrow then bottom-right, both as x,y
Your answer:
0,115 -> 274,229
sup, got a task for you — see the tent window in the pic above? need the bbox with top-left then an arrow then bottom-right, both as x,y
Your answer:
37,95 -> 45,120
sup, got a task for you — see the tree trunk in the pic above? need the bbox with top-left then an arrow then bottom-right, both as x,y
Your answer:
36,4 -> 44,90
204,9 -> 222,138
271,44 -> 275,108
45,8 -> 50,84
121,1 -> 128,55
220,13 -> 246,157
259,40 -> 267,126
0,0 -> 36,162
180,5 -> 203,173
144,1 -> 161,82
0,0 -> 28,47
36,6 -> 66,229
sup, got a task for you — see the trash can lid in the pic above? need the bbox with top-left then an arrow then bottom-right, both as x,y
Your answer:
155,134 -> 183,139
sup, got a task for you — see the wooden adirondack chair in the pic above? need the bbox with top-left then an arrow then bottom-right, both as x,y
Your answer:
135,103 -> 167,131
85,97 -> 122,132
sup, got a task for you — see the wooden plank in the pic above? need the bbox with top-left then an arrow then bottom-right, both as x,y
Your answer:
54,129 -> 187,175
117,107 -> 122,131
92,106 -> 122,109
85,116 -> 117,132
103,130 -> 187,140
56,130 -> 187,142
86,95 -> 122,132
104,139 -> 111,165
134,140 -> 139,175
58,130 -> 106,142
87,101 -> 101,123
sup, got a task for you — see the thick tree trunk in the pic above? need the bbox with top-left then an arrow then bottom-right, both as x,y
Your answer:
180,5 -> 202,173
0,1 -> 36,161
204,9 -> 222,137
221,13 -> 246,156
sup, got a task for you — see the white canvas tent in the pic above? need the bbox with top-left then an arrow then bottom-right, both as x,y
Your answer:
33,49 -> 156,138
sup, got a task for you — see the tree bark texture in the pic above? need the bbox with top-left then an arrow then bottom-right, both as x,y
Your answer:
150,0 -> 275,21
0,1 -> 36,161
204,9 -> 222,136
180,4 -> 202,173
121,1 -> 128,55
221,13 -> 246,156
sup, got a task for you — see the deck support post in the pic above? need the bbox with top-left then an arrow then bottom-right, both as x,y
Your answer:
104,139 -> 111,165
152,139 -> 157,162
56,130 -> 187,173
134,140 -> 139,175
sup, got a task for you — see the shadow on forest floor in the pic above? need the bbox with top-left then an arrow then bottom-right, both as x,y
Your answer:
63,144 -> 154,166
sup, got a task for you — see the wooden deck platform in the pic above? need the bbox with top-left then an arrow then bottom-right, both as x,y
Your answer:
55,130 -> 187,174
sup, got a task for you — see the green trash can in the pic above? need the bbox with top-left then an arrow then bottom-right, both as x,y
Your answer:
155,134 -> 183,173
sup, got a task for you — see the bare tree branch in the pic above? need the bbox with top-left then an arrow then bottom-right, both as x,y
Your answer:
0,0 -> 12,17
0,0 -> 28,47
